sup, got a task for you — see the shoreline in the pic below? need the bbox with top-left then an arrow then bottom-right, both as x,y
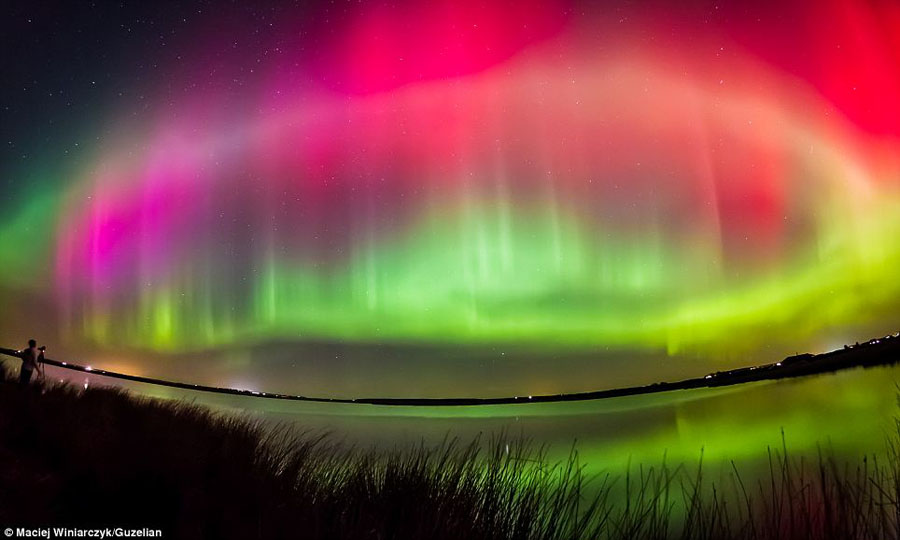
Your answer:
1,332 -> 898,406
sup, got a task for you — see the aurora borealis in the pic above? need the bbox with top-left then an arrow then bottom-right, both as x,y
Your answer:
2,0 -> 899,388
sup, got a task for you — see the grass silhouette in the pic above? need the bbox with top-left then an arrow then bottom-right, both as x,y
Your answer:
1,362 -> 898,539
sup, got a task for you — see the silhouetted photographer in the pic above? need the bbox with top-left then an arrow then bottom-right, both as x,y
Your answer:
16,339 -> 45,386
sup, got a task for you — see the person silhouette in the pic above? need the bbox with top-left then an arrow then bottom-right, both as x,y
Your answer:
17,339 -> 43,386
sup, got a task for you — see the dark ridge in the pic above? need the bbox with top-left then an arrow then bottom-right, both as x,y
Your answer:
2,332 -> 898,406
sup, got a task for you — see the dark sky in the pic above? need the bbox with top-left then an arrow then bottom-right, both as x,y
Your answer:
2,0 -> 326,194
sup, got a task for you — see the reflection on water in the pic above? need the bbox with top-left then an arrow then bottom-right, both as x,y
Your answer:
38,361 -> 900,478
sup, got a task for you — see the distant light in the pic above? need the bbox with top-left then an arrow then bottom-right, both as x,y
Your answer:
528,395 -> 532,399
705,375 -> 712,379
85,366 -> 92,371
776,362 -> 782,366
61,362 -> 67,366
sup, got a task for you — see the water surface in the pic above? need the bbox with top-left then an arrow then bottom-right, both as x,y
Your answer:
39,361 -> 900,478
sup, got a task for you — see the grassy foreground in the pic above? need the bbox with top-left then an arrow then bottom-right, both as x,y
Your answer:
1,366 -> 899,539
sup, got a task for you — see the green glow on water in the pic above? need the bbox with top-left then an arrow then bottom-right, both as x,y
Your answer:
53,363 -> 900,477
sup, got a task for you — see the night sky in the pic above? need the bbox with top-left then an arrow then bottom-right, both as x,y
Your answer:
1,0 -> 898,392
